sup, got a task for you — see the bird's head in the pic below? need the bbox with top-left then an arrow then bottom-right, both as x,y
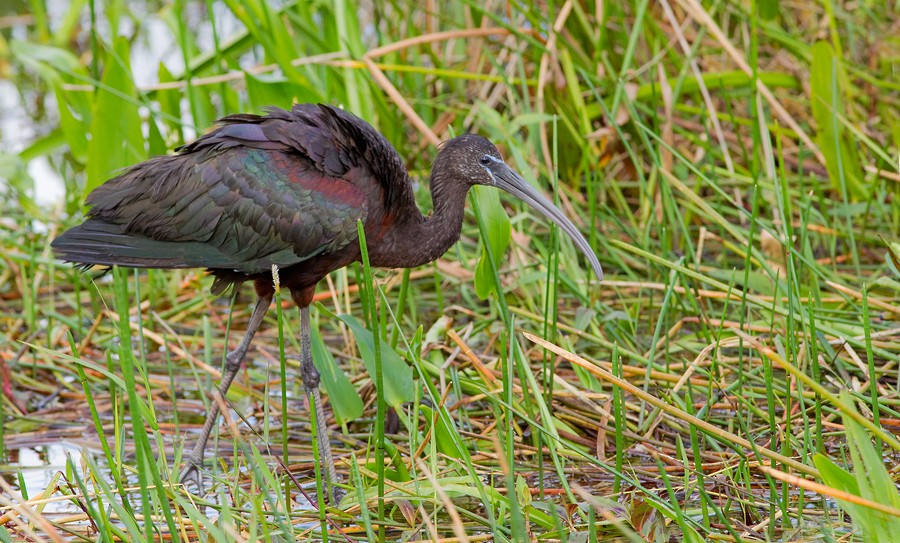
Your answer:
433,134 -> 503,187
435,134 -> 604,283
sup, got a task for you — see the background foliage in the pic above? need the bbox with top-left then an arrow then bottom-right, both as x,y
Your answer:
1,0 -> 899,541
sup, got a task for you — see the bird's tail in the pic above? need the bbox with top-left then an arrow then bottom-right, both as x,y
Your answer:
51,220 -> 200,269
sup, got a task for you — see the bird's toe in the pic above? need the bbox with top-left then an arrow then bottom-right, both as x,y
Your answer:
331,484 -> 347,505
178,462 -> 206,495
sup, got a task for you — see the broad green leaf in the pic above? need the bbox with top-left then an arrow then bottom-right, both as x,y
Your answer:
810,41 -> 866,200
362,441 -> 411,483
678,521 -> 706,543
385,440 -> 411,482
473,185 -> 511,299
86,37 -> 144,195
337,314 -> 415,407
186,85 -> 216,133
509,112 -> 557,133
811,391 -> 900,542
10,39 -> 84,74
11,40 -> 91,162
757,0 -> 779,20
157,62 -> 184,146
19,129 -> 66,162
245,72 -> 316,112
526,501 -> 567,530
147,116 -> 167,157
245,72 -> 291,111
476,102 -> 505,129
54,85 -> 90,163
355,474 -> 502,502
420,405 -> 468,461
310,325 -> 363,425
840,390 -> 900,510
813,453 -> 859,496
515,474 -> 531,508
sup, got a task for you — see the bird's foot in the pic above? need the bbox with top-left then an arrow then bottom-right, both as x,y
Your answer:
299,479 -> 345,507
329,484 -> 347,505
178,461 -> 206,495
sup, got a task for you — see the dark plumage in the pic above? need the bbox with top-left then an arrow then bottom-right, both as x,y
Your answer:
52,103 -> 603,500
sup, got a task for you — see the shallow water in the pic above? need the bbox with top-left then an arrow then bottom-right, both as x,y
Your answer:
1,444 -> 89,519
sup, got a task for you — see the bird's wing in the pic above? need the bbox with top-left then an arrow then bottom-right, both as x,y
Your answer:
52,144 -> 368,274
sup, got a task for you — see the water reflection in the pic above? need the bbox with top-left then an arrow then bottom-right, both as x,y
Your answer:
1,444 -> 84,515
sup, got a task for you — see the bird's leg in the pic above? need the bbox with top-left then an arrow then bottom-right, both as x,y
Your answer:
179,293 -> 272,492
299,305 -> 339,503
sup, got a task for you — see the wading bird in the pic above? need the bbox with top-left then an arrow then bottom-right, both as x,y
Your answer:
52,103 -> 603,501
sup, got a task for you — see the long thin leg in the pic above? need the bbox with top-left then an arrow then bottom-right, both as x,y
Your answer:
299,305 -> 339,502
180,293 -> 272,491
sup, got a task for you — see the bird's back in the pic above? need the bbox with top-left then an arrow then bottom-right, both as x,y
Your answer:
52,104 -> 411,283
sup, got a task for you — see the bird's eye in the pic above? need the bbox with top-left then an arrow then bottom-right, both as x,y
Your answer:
479,155 -> 492,166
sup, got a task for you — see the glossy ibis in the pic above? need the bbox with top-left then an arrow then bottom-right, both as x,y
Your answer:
52,103 -> 603,501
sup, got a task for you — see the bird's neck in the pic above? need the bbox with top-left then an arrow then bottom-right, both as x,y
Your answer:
423,170 -> 470,261
370,170 -> 468,269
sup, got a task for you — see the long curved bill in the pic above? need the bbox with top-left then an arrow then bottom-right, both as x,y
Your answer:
488,160 -> 604,282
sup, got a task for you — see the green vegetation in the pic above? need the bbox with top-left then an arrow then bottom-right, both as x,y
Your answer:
1,0 -> 899,541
